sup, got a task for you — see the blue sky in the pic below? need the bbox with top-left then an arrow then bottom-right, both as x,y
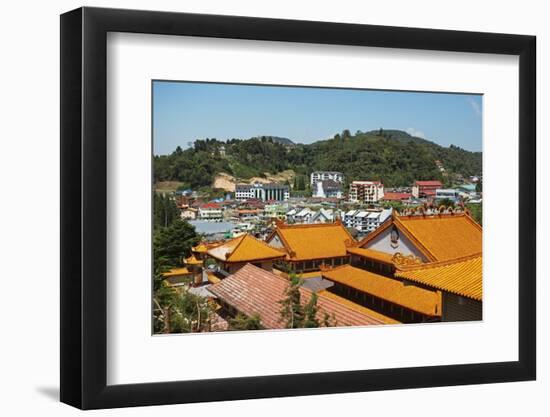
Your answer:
153,81 -> 482,155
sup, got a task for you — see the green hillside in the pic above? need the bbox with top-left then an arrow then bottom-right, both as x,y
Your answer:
154,130 -> 482,189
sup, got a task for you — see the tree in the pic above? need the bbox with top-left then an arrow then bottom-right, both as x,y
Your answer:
153,219 -> 199,268
303,293 -> 320,328
228,313 -> 263,331
154,193 -> 180,229
342,129 -> 351,140
279,275 -> 305,328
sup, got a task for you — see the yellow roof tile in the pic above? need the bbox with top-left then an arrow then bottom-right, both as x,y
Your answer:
162,267 -> 191,277
321,265 -> 441,317
207,234 -> 286,263
184,254 -> 203,265
347,247 -> 395,264
357,213 -> 482,262
395,214 -> 482,261
269,221 -> 355,261
395,253 -> 482,301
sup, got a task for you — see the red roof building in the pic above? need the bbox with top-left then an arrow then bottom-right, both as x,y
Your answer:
382,192 -> 412,202
412,180 -> 442,198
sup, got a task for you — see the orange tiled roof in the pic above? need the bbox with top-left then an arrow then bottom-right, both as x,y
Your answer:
357,213 -> 482,262
184,254 -> 203,265
317,290 -> 400,324
162,267 -> 191,277
207,234 -> 286,263
192,241 -> 222,254
347,247 -> 395,264
269,221 -> 355,261
208,264 -> 385,328
395,213 -> 482,261
321,265 -> 441,317
395,253 -> 482,301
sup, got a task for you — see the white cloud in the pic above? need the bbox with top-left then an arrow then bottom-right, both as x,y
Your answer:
467,97 -> 482,117
405,127 -> 426,138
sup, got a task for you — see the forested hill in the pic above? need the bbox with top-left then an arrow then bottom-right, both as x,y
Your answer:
153,129 -> 482,189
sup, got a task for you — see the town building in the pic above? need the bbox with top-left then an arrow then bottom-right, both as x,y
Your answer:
310,208 -> 335,224
411,180 -> 443,198
310,171 -> 344,186
198,202 -> 223,221
435,188 -> 460,202
263,203 -> 288,220
266,220 -> 356,273
343,209 -> 392,233
235,182 -> 290,202
293,207 -> 315,223
180,207 -> 198,220
313,179 -> 344,198
208,263 -> 386,329
348,181 -> 385,203
205,234 -> 287,274
382,192 -> 412,202
395,254 -> 482,321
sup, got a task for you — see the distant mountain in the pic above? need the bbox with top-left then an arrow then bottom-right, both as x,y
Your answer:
365,129 -> 434,146
250,135 -> 295,146
154,130 -> 481,189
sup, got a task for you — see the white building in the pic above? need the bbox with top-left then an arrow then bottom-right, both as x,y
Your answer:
294,207 -> 315,223
344,208 -> 392,233
180,207 -> 198,220
348,181 -> 384,203
310,171 -> 344,186
235,182 -> 290,201
435,188 -> 460,203
313,179 -> 343,198
310,208 -> 334,224
198,203 -> 223,221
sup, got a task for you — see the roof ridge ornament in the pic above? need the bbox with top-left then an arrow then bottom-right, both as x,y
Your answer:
392,252 -> 423,267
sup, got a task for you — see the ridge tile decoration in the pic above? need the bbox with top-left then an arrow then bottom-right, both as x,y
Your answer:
152,80 -> 483,333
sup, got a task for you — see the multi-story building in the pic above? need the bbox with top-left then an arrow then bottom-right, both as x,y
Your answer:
313,179 -> 344,198
235,182 -> 290,202
310,171 -> 344,186
411,180 -> 443,198
344,208 -> 392,233
198,202 -> 223,221
348,181 -> 384,203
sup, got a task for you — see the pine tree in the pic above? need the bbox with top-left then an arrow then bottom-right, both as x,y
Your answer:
303,293 -> 320,328
228,313 -> 263,331
279,275 -> 305,328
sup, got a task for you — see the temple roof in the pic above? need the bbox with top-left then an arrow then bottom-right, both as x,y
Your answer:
347,247 -> 395,264
321,265 -> 441,317
162,267 -> 191,277
207,234 -> 286,263
209,264 -> 385,328
357,213 -> 482,262
268,221 -> 356,261
395,253 -> 482,301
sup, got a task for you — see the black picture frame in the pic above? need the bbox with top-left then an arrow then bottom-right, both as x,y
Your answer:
60,6 -> 536,410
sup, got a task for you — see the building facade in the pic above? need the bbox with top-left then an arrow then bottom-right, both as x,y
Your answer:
313,179 -> 344,198
348,181 -> 385,203
411,180 -> 443,198
310,171 -> 344,186
198,203 -> 223,221
344,209 -> 392,233
235,182 -> 290,202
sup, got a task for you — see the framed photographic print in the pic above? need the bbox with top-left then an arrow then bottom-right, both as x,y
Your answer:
60,7 -> 536,410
